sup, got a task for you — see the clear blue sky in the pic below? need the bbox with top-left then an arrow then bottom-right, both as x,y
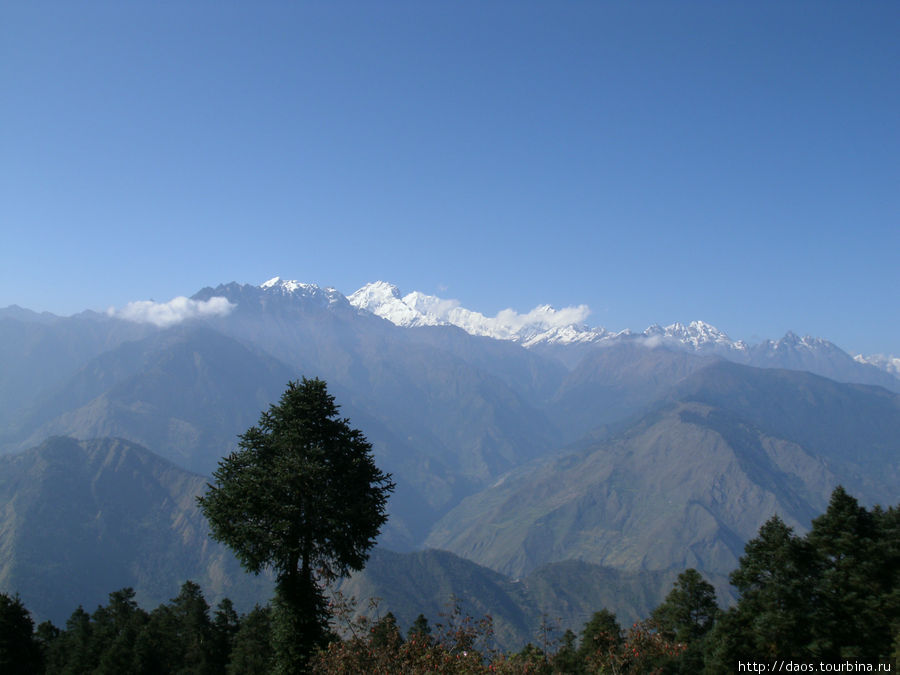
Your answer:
2,2 -> 898,355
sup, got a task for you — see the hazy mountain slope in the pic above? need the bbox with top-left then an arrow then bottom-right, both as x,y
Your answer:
427,364 -> 900,579
426,402 -> 828,578
320,402 -> 468,550
4,310 -> 558,547
393,324 -> 568,409
11,325 -> 297,475
0,314 -> 153,430
5,324 -> 467,547
0,306 -> 60,323
337,549 -> 675,651
0,437 -> 272,625
673,361 -> 900,494
548,343 -> 717,435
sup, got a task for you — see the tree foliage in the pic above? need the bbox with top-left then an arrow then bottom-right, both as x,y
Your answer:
0,593 -> 41,675
226,605 -> 273,675
197,377 -> 395,672
651,569 -> 719,673
406,613 -> 432,643
652,568 -> 719,644
706,487 -> 899,670
806,486 -> 893,661
576,608 -> 622,665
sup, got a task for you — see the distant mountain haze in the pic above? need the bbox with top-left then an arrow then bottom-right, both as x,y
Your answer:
426,361 -> 900,581
0,436 -> 273,624
1,278 -> 897,637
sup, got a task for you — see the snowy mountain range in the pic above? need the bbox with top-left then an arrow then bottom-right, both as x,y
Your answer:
347,280 -> 606,346
341,279 -> 898,381
346,280 -> 751,350
22,275 -> 897,387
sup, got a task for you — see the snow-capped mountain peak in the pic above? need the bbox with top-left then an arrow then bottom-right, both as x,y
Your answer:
763,332 -> 836,353
642,320 -> 747,352
261,276 -> 315,294
348,281 -> 443,327
259,277 -> 346,306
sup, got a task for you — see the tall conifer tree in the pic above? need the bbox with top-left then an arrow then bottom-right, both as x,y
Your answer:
198,378 -> 394,672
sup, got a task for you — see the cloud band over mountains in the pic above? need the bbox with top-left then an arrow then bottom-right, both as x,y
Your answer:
109,296 -> 235,327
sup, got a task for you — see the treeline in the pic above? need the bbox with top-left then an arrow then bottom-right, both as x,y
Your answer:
2,486 -> 898,673
0,582 -> 274,675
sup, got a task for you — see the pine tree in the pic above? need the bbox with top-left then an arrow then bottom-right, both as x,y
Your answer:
133,605 -> 180,674
406,613 -> 432,644
34,620 -> 60,671
549,628 -> 580,674
198,377 -> 395,673
227,606 -> 273,675
727,516 -> 816,660
652,568 -> 719,672
652,568 -> 720,643
54,606 -> 94,673
577,608 -> 621,667
169,581 -> 215,673
90,588 -> 149,674
211,598 -> 240,673
877,505 -> 900,668
0,593 -> 41,675
807,487 -> 894,662
369,612 -> 403,650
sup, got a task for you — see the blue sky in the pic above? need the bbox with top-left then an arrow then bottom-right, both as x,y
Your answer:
2,2 -> 897,355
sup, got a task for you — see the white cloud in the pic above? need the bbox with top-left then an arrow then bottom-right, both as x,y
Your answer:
405,292 -> 592,340
494,304 -> 592,332
109,296 -> 235,327
635,334 -> 664,349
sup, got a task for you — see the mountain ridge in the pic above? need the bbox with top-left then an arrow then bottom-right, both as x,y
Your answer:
425,360 -> 900,581
340,279 -> 899,387
6,277 -> 898,386
197,276 -> 897,388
